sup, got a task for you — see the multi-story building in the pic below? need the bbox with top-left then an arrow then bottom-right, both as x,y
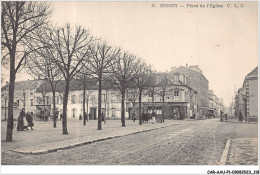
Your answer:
234,67 -> 258,122
234,88 -> 245,118
36,79 -> 127,119
139,72 -> 198,119
1,80 -> 44,113
242,67 -> 258,122
171,65 -> 209,117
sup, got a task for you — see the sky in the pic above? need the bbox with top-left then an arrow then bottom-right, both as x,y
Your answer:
2,1 -> 258,107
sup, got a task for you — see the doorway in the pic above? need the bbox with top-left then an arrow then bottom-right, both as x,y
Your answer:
90,107 -> 97,120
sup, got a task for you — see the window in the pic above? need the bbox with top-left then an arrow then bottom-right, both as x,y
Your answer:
79,94 -> 83,104
56,97 -> 59,104
101,94 -> 105,103
116,95 -> 120,103
174,91 -> 179,96
30,92 -> 33,98
91,95 -> 96,103
148,91 -> 153,97
46,96 -> 49,105
112,108 -> 116,117
17,100 -> 19,106
111,93 -> 116,103
71,95 -> 76,104
30,99 -> 33,106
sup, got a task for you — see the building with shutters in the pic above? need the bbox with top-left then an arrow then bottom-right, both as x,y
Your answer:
170,65 -> 209,118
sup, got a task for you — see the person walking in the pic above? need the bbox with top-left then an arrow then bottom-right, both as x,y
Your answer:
60,113 -> 63,121
239,110 -> 243,123
151,111 -> 156,124
17,108 -> 25,131
26,112 -> 34,130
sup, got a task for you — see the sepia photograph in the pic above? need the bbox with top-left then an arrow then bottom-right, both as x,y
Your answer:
1,1 -> 259,174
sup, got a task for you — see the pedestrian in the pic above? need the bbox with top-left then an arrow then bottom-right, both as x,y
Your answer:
84,112 -> 87,121
79,114 -> 82,120
132,112 -> 136,122
17,108 -> 26,131
220,110 -> 223,122
60,113 -> 63,121
101,112 -> 105,122
26,112 -> 34,130
151,111 -> 156,124
239,110 -> 243,123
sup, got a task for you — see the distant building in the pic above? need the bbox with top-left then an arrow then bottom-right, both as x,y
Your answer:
1,80 -> 44,113
208,90 -> 224,117
141,72 -> 198,119
243,67 -> 258,122
171,65 -> 209,117
234,67 -> 258,122
36,79 -> 127,119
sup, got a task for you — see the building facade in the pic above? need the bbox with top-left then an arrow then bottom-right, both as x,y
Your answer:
234,67 -> 258,122
171,65 -> 209,117
1,80 -> 44,113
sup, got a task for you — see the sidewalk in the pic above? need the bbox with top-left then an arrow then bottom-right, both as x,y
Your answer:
226,138 -> 258,165
1,119 -> 178,155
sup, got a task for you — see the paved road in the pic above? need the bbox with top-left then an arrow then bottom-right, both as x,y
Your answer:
2,117 -> 257,165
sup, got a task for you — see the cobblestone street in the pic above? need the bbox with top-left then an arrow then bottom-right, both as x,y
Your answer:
1,116 -> 258,165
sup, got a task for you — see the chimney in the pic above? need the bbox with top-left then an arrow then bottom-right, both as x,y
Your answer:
186,63 -> 188,68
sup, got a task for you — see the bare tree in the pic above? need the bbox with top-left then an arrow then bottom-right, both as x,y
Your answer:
108,52 -> 138,127
75,73 -> 95,126
156,73 -> 171,122
144,70 -> 157,113
1,85 -> 9,121
87,42 -> 121,130
1,1 -> 52,141
126,87 -> 139,122
34,24 -> 94,134
134,61 -> 152,125
36,82 -> 49,120
26,41 -> 62,127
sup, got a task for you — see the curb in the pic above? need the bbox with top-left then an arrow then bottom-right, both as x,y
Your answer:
219,139 -> 231,165
12,123 -> 178,155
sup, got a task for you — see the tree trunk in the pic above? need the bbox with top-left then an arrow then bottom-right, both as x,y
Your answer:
5,99 -> 7,121
97,75 -> 102,130
162,92 -> 165,123
52,90 -> 56,128
138,90 -> 142,125
23,92 -> 26,111
43,95 -> 46,118
86,96 -> 89,121
62,79 -> 70,134
152,88 -> 155,112
121,89 -> 126,127
104,89 -> 107,124
133,102 -> 136,122
6,51 -> 16,142
83,80 -> 86,125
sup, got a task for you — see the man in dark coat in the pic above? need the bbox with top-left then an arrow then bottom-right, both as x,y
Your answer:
239,110 -> 243,122
60,113 -> 63,121
17,108 -> 26,131
26,112 -> 34,130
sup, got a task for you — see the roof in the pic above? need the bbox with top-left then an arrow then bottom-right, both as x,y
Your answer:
246,66 -> 258,78
243,66 -> 258,88
2,80 -> 43,91
173,66 -> 209,82
36,78 -> 117,93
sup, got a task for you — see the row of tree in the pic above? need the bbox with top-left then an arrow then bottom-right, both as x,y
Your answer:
2,2 -> 172,142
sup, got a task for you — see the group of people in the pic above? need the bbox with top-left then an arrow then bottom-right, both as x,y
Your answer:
17,108 -> 34,131
141,111 -> 157,124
